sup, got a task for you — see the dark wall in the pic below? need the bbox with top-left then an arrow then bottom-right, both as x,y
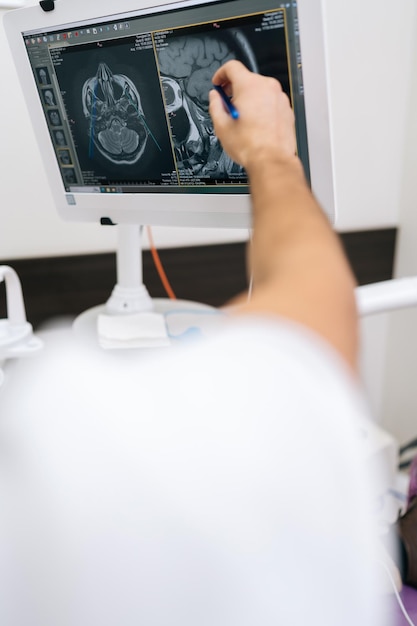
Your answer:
0,228 -> 397,329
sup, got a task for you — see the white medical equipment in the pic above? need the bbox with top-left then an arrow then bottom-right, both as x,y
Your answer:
3,0 -> 336,327
356,277 -> 417,497
0,266 -> 42,387
3,0 -> 335,228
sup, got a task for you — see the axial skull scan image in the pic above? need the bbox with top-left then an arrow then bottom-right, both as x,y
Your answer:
82,62 -> 149,165
52,40 -> 176,185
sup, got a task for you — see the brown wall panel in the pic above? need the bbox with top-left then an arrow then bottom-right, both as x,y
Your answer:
0,228 -> 397,329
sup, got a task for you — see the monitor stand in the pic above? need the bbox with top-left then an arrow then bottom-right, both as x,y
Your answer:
103,223 -> 154,315
72,224 -> 223,349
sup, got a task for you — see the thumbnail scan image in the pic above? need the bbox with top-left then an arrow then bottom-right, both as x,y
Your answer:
82,62 -> 149,165
156,28 -> 258,179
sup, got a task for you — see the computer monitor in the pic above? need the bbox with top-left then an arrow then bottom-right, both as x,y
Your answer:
3,0 -> 336,229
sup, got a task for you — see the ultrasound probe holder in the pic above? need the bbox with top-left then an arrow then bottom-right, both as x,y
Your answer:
0,266 -> 43,387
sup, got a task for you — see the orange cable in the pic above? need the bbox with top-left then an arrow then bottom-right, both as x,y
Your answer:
146,226 -> 177,300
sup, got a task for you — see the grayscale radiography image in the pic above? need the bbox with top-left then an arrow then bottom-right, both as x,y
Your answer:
52,41 -> 176,184
82,62 -> 149,165
62,168 -> 76,184
42,89 -> 56,106
53,130 -> 67,146
48,12 -> 290,188
58,149 -> 72,165
48,110 -> 62,126
36,66 -> 51,86
156,28 -> 258,180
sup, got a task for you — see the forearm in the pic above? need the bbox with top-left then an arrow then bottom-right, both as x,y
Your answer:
242,157 -> 359,371
209,61 -> 359,370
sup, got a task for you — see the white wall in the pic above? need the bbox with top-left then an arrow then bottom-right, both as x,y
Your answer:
323,0 -> 415,232
319,0 -> 416,424
1,0 -> 415,260
379,24 -> 417,445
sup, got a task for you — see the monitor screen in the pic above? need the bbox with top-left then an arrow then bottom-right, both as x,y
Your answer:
4,0 -> 335,227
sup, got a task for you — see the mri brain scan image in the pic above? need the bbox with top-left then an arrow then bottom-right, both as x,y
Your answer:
157,29 -> 258,178
82,62 -> 149,165
31,4 -> 293,190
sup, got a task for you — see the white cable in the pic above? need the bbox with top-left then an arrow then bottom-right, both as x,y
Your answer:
379,560 -> 416,626
247,229 -> 254,303
247,273 -> 254,302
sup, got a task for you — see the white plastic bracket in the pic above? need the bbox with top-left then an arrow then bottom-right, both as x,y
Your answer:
356,277 -> 417,317
0,266 -> 43,384
105,225 -> 153,315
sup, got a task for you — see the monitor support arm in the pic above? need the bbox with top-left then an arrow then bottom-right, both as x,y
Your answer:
105,224 -> 153,315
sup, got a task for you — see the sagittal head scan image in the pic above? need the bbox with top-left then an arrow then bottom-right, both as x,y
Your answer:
156,27 -> 258,180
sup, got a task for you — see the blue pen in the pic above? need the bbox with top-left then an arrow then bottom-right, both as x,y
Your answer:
213,84 -> 239,120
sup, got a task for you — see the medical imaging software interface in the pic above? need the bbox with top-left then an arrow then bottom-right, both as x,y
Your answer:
23,0 -> 309,195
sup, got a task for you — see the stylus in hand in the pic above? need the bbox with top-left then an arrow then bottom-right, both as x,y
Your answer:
213,84 -> 239,120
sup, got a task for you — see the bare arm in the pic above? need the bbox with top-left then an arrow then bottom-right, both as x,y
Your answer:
209,61 -> 359,371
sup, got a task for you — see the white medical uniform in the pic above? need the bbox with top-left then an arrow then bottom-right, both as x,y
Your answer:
0,317 -> 387,625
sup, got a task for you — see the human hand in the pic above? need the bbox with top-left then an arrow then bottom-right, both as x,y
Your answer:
209,60 -> 297,173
